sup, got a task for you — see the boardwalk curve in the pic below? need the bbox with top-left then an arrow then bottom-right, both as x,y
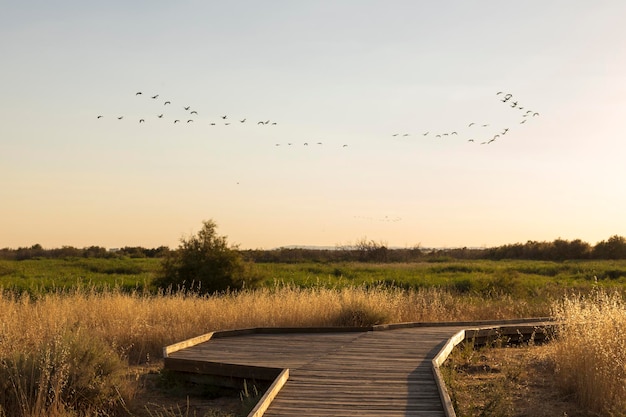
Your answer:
164,319 -> 554,417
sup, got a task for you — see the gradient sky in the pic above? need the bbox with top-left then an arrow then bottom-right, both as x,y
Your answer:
2,1 -> 626,250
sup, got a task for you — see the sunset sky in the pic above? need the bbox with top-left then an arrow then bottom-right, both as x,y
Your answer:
2,1 -> 626,250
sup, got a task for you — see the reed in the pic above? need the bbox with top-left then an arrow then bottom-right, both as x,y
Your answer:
0,285 -> 545,416
549,287 -> 626,416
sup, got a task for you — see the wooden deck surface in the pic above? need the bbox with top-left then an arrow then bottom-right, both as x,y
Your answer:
166,326 -> 469,416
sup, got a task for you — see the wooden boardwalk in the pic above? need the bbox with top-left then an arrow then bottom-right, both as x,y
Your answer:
164,320 -> 553,417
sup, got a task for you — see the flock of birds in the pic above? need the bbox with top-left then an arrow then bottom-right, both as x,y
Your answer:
96,91 -> 279,127
97,90 -> 540,149
389,91 -> 540,145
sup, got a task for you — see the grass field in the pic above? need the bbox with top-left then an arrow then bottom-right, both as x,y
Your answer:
1,257 -> 626,416
2,257 -> 626,296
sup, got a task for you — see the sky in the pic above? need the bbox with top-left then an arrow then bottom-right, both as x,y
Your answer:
2,1 -> 626,250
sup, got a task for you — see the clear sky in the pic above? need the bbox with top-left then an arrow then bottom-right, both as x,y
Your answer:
2,1 -> 626,250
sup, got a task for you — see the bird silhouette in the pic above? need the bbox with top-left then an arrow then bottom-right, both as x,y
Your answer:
271,122 -> 277,125
304,143 -> 308,146
136,92 -> 142,95
240,119 -> 246,123
257,121 -> 264,125
151,95 -> 159,99
222,115 -> 228,119
187,120 -> 193,123
158,114 -> 163,118
502,128 -> 509,134
343,144 -> 348,147
174,120 -> 180,123
451,132 -> 458,135
184,106 -> 191,111
392,134 -> 399,137
533,112 -> 539,117
97,115 -> 103,119
468,139 -> 474,142
468,123 -> 475,127
210,123 -> 216,126
117,116 -> 123,120
164,101 -> 171,105
190,111 -> 198,115
139,119 -> 145,123
423,131 -> 429,136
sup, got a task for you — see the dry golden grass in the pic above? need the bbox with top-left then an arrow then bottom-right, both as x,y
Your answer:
549,288 -> 626,416
0,285 -> 547,417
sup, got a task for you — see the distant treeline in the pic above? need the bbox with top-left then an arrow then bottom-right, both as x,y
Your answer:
2,235 -> 626,262
0,244 -> 170,260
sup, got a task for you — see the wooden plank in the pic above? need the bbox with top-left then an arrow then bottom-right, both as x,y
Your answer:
162,332 -> 214,358
248,368 -> 289,417
164,357 -> 282,381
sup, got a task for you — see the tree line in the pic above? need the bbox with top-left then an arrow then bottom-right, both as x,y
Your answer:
2,235 -> 626,262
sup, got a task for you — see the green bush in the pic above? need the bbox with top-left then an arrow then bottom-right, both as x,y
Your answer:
154,220 -> 251,294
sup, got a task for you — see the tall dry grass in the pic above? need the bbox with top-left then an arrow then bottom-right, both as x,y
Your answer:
0,285 -> 545,417
550,288 -> 626,416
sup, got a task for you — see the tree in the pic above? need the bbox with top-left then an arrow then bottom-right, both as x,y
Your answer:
154,220 -> 246,294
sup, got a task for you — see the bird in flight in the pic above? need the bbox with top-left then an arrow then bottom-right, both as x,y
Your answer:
187,119 -> 193,123
136,92 -> 142,95
222,115 -> 228,120
533,112 -> 540,117
423,131 -> 429,136
174,120 -> 180,123
139,119 -> 145,123
151,95 -> 159,99
468,122 -> 475,127
117,116 -> 123,120
392,133 -> 399,137
190,111 -> 198,115
184,106 -> 191,111
158,114 -> 163,118
164,101 -> 171,105
97,115 -> 103,119
240,119 -> 246,123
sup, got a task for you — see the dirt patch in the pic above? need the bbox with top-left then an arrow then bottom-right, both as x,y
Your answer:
443,343 -> 594,417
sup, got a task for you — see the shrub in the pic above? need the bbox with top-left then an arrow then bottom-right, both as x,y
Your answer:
154,220 -> 250,294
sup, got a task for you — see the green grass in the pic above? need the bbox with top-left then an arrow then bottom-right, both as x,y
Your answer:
248,259 -> 626,299
0,257 -> 160,293
2,257 -> 626,298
